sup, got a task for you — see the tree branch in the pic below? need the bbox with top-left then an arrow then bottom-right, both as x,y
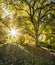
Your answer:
34,3 -> 52,14
40,10 -> 51,20
24,0 -> 32,15
0,18 -> 10,29
12,3 -> 30,15
32,0 -> 36,15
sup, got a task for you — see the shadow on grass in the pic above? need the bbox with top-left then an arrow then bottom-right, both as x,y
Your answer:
0,43 -> 55,65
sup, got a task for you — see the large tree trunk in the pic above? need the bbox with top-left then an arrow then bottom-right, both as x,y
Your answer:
35,33 -> 40,46
36,35 -> 40,47
31,16 -> 40,46
35,27 -> 40,47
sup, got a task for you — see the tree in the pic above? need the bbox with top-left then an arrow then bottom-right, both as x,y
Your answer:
0,0 -> 55,46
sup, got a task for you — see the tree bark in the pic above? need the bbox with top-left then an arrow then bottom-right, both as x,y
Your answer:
34,26 -> 40,47
35,34 -> 40,47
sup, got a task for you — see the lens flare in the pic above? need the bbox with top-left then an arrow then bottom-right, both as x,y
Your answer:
9,28 -> 18,38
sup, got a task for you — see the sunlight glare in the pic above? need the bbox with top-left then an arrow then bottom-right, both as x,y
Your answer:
38,35 -> 43,41
1,7 -> 14,20
2,7 -> 9,18
9,28 -> 18,38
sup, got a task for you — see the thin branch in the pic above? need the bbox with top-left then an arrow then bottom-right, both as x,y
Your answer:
32,0 -> 36,15
40,10 -> 50,20
34,3 -> 52,14
24,0 -> 32,15
25,29 -> 36,39
0,18 -> 10,29
12,3 -> 30,15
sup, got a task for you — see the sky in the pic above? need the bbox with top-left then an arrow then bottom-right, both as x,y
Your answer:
52,0 -> 55,2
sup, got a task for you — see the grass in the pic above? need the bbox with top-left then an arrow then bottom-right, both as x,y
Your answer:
0,43 -> 55,65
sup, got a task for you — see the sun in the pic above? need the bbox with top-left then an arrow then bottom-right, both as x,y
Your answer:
10,28 -> 17,37
9,28 -> 18,38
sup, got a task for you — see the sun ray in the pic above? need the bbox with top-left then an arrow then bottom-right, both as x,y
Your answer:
8,27 -> 19,38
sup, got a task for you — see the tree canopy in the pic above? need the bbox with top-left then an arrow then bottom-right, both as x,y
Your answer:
0,0 -> 55,46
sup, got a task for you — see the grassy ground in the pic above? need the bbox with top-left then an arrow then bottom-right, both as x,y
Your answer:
0,43 -> 55,65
